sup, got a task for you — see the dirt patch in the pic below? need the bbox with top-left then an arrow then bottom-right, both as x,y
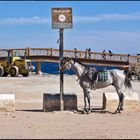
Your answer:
106,100 -> 140,113
0,75 -> 140,139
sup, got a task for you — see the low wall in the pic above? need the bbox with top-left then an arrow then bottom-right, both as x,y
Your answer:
0,94 -> 15,112
104,92 -> 140,112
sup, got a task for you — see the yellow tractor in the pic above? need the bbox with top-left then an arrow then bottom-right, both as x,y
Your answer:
0,49 -> 35,77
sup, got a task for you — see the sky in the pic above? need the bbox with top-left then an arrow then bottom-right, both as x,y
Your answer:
0,1 -> 140,55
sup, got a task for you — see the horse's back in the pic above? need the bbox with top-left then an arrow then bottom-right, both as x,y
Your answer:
109,69 -> 124,73
109,69 -> 125,78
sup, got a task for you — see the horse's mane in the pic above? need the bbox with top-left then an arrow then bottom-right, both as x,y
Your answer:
64,57 -> 91,70
72,58 -> 90,69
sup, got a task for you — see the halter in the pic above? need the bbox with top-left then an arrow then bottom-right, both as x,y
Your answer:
76,69 -> 87,81
62,59 -> 88,81
73,61 -> 87,81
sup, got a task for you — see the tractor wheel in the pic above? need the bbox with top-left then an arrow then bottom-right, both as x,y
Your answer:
3,71 -> 9,77
22,72 -> 29,77
0,66 -> 4,77
131,74 -> 136,81
138,76 -> 140,81
10,66 -> 19,77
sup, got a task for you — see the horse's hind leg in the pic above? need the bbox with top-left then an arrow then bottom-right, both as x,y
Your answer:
119,93 -> 124,110
115,92 -> 124,113
114,87 -> 125,113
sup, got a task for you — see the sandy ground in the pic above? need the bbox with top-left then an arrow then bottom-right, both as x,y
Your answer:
0,74 -> 140,139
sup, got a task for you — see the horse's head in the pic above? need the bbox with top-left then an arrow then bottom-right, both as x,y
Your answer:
59,58 -> 74,71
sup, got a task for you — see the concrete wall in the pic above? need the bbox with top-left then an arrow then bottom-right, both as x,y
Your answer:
0,94 -> 15,112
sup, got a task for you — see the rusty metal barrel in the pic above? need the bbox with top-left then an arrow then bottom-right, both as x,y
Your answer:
43,93 -> 77,112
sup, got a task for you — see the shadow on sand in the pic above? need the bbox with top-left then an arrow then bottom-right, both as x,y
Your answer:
16,108 -> 119,114
16,109 -> 43,112
73,108 -> 118,115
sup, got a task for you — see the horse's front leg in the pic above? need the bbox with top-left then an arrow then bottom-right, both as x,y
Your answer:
83,93 -> 87,112
86,88 -> 91,109
83,88 -> 91,113
87,93 -> 91,113
85,88 -> 91,113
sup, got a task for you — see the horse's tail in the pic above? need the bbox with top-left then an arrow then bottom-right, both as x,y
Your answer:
124,75 -> 132,89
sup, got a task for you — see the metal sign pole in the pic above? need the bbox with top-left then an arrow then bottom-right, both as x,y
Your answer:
52,7 -> 72,111
59,28 -> 64,111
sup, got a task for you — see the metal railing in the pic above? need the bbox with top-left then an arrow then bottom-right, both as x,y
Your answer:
0,48 -> 139,64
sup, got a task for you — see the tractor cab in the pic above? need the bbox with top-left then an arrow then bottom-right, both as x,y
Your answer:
7,50 -> 21,65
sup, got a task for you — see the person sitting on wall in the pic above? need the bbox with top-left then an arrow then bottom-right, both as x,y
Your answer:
88,48 -> 91,59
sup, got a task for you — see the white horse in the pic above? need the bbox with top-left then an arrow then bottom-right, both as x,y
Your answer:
60,58 -> 132,113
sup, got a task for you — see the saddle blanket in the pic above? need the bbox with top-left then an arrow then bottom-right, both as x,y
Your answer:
98,71 -> 108,82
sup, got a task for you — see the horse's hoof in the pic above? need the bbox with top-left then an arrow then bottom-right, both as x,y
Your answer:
118,110 -> 121,113
112,109 -> 121,114
87,110 -> 91,114
83,110 -> 87,114
120,108 -> 124,111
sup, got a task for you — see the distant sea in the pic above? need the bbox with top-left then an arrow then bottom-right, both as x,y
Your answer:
32,61 -> 120,75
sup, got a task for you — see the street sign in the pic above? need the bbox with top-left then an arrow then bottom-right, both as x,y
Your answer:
52,8 -> 72,29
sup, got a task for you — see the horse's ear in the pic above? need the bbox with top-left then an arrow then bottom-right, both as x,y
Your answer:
62,58 -> 66,63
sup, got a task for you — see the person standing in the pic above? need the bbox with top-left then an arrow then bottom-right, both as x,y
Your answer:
74,48 -> 78,58
88,48 -> 91,59
85,48 -> 88,59
109,50 -> 113,60
102,50 -> 106,60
